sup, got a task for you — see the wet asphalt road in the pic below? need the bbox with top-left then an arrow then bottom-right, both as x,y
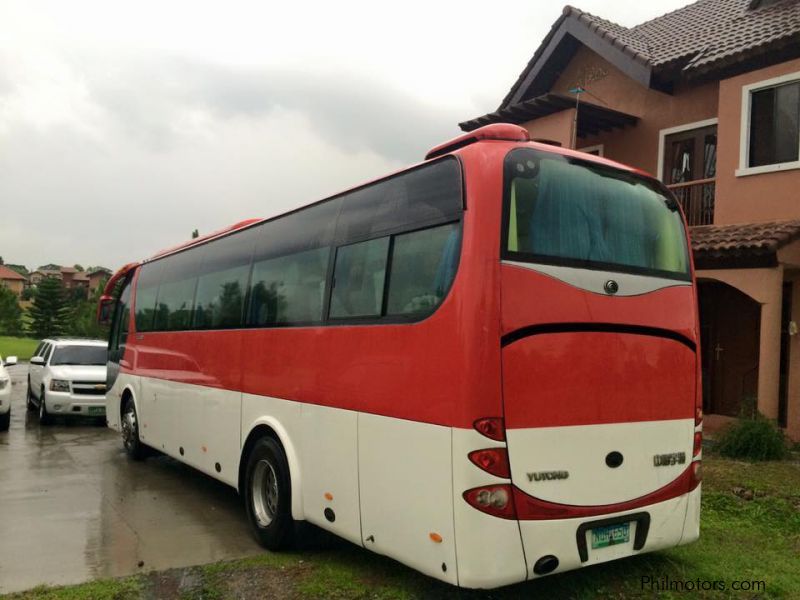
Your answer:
0,364 -> 262,594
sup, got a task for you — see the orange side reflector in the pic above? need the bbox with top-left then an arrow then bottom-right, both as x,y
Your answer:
324,493 -> 333,501
429,533 -> 443,544
201,446 -> 207,453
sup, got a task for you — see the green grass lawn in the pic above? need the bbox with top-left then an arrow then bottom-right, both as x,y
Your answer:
0,336 -> 38,361
4,451 -> 799,599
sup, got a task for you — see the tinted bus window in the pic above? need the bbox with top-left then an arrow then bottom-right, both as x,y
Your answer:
153,250 -> 203,331
504,148 -> 690,280
330,237 -> 389,318
255,199 -> 341,259
249,247 -> 330,325
134,262 -> 163,332
386,223 -> 460,316
247,200 -> 341,327
334,158 -> 462,244
193,229 -> 257,329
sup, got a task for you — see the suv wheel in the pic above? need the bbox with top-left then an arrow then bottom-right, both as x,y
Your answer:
38,386 -> 52,426
26,378 -> 35,411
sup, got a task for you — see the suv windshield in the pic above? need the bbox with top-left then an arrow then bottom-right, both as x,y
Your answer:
50,346 -> 107,366
503,148 -> 690,280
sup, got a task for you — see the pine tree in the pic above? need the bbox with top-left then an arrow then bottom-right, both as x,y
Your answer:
0,285 -> 23,335
29,277 -> 71,338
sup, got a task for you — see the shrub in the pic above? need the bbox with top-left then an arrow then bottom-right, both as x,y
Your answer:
717,413 -> 788,461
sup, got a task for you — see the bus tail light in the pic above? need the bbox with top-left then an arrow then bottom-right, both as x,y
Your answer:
463,485 -> 516,519
473,417 -> 505,442
693,431 -> 702,457
468,448 -> 511,479
695,405 -> 703,427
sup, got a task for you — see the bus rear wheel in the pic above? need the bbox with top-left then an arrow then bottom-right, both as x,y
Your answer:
244,436 -> 293,550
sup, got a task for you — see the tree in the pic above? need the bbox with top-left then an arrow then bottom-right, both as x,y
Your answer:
0,286 -> 23,336
65,285 -> 108,339
73,264 -> 85,272
28,277 -> 71,338
6,264 -> 29,277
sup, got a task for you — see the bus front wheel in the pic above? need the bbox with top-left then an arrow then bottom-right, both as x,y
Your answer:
244,436 -> 293,550
121,398 -> 147,460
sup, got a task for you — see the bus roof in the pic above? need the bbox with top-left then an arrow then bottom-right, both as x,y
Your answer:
131,123 -> 654,268
427,123 -> 652,180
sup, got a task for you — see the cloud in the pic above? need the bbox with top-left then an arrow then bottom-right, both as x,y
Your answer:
0,48 -> 466,269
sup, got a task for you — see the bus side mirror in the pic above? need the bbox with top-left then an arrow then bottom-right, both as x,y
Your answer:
3,356 -> 16,367
97,295 -> 114,325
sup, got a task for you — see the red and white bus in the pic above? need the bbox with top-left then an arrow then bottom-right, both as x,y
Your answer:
98,123 -> 701,588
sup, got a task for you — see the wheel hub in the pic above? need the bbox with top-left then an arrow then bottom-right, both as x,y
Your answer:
251,459 -> 279,527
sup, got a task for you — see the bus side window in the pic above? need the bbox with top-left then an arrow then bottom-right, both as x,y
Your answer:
249,247 -> 331,325
385,223 -> 460,316
134,262 -> 163,332
152,250 -> 204,331
329,237 -> 390,319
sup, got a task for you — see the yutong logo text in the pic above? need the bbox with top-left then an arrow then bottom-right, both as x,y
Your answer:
527,470 -> 569,482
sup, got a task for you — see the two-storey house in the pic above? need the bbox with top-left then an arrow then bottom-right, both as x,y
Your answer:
461,0 -> 800,440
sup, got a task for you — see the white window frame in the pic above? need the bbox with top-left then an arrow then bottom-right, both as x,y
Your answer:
656,118 -> 718,182
577,143 -> 604,157
737,70 -> 800,177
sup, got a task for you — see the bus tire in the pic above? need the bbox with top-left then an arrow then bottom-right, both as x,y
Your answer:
26,378 -> 36,411
121,397 -> 147,461
0,409 -> 9,432
38,387 -> 52,426
244,436 -> 294,551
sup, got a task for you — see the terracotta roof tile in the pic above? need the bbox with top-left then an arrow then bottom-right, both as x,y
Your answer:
690,219 -> 800,262
496,0 -> 800,111
567,0 -> 800,75
0,265 -> 27,281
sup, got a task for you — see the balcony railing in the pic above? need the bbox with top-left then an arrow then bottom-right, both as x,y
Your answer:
666,177 -> 715,226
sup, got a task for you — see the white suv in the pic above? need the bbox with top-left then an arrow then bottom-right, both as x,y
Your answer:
27,338 -> 108,425
0,354 -> 17,431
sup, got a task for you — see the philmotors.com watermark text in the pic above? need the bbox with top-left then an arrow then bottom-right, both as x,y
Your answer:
642,575 -> 766,593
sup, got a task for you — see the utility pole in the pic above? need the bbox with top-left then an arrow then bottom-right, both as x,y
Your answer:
568,86 -> 585,149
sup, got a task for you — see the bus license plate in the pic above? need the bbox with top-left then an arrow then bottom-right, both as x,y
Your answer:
591,522 -> 630,549
88,406 -> 105,415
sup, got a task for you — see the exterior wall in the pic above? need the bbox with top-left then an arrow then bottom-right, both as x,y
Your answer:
522,108 -> 575,148
544,46 -> 719,177
715,56 -> 800,224
0,279 -> 24,296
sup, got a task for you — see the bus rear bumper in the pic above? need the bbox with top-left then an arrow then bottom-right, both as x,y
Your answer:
518,490 -> 695,581
454,487 -> 699,589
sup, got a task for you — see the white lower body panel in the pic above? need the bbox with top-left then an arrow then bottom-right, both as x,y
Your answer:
102,376 -> 699,589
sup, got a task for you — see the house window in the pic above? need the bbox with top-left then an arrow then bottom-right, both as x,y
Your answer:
749,81 -> 800,167
739,72 -> 800,175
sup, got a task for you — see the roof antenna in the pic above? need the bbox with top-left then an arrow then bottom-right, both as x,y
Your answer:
568,86 -> 585,150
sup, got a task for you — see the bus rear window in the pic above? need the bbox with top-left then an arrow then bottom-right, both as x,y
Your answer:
503,148 -> 690,280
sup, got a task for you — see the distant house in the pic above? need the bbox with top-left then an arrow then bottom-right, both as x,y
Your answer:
86,268 -> 111,294
0,265 -> 27,296
29,266 -> 93,297
28,269 -> 62,285
461,0 -> 800,440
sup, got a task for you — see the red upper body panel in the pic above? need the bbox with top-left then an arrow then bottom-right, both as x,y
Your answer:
118,136 -> 699,430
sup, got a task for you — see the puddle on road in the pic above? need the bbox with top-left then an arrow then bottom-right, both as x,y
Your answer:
0,374 -> 262,594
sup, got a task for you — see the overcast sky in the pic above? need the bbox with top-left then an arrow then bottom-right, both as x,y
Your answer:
0,0 -> 689,271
